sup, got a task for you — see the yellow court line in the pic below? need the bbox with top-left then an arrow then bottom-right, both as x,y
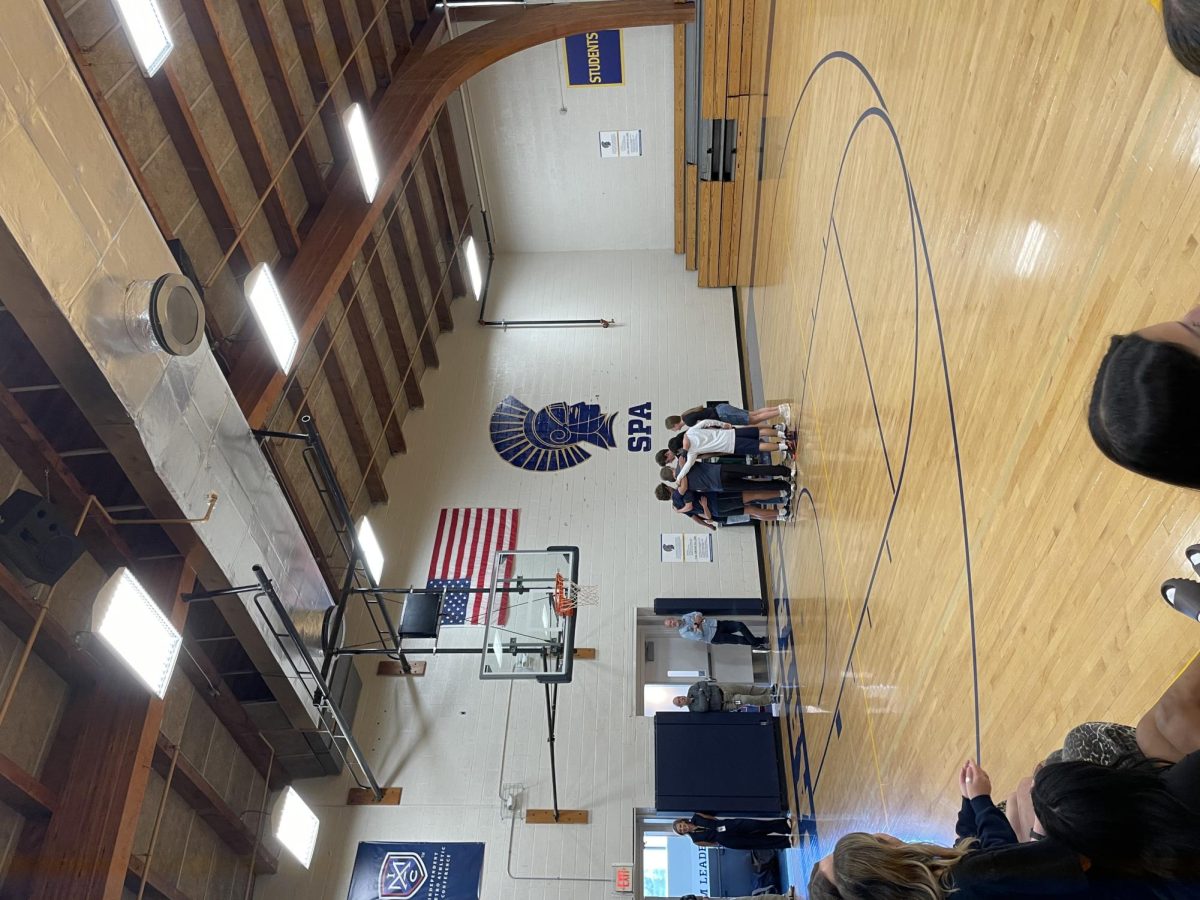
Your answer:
1170,648 -> 1200,686
802,387 -> 891,829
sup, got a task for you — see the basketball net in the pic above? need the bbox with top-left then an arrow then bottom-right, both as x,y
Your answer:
553,572 -> 600,617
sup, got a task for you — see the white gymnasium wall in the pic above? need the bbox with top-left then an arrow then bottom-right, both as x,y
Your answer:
461,23 -> 675,253
256,250 -> 760,900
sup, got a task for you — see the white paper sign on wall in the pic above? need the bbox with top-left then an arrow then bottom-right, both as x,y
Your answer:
684,533 -> 713,563
661,534 -> 683,562
598,130 -> 643,158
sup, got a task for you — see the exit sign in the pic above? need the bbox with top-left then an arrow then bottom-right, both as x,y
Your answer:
612,864 -> 633,893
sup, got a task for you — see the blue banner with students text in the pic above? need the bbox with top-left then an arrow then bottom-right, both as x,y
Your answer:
564,30 -> 623,86
346,842 -> 484,900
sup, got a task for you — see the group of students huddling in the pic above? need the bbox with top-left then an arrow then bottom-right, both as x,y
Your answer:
653,402 -> 798,528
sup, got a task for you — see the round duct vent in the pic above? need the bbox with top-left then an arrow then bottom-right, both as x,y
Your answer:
125,274 -> 205,356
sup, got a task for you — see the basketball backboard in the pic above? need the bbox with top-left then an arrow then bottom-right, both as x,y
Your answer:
479,546 -> 579,684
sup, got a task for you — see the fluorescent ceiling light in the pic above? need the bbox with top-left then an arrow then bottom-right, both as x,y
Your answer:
92,568 -> 182,698
464,236 -> 483,300
275,787 -> 320,867
357,517 -> 384,582
114,0 -> 174,76
244,263 -> 298,371
344,104 -> 380,202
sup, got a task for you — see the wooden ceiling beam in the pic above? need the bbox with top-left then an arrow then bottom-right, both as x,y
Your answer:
337,279 -> 406,454
0,752 -> 57,820
42,0 -> 174,239
150,735 -> 279,874
404,161 -> 454,331
322,0 -> 372,105
280,0 -> 349,169
447,2 -> 554,21
0,380 -> 283,794
310,326 -> 389,506
234,0 -> 329,211
0,564 -> 100,688
230,1 -> 695,425
418,140 -> 468,301
174,633 -> 289,790
146,64 -> 254,279
261,387 -> 341,592
386,0 -> 413,66
44,0 -> 241,352
0,382 -> 134,572
361,230 -> 423,409
383,196 -> 439,368
125,855 -> 195,900
179,0 -> 302,259
434,111 -> 472,237
406,0 -> 429,29
28,561 -> 193,900
352,0 -> 393,96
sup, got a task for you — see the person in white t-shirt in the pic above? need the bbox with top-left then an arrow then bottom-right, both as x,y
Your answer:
673,420 -> 790,482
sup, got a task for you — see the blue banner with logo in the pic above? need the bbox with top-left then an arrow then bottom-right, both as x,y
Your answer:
347,842 -> 484,900
564,30 -> 623,86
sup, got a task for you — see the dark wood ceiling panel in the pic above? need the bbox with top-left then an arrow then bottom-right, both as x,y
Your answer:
383,194 -> 439,368
361,227 -> 423,409
347,0 -> 392,97
235,0 -> 329,210
434,115 -> 472,240
146,65 -> 254,272
179,0 -> 302,258
279,0 -> 347,170
403,162 -> 453,332
0,321 -> 57,388
319,0 -> 371,105
338,279 -> 405,455
417,141 -> 468,302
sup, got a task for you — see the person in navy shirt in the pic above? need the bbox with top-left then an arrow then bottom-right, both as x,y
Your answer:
673,813 -> 795,850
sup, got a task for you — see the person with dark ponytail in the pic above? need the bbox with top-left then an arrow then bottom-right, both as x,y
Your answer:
1031,752 -> 1200,892
1088,311 -> 1200,489
1165,0 -> 1200,77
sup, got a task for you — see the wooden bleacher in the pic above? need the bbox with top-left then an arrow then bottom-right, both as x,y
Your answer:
675,0 -> 770,288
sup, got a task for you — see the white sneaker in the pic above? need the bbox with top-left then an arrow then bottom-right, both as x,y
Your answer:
779,403 -> 793,427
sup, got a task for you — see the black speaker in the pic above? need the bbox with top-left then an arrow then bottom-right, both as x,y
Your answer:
0,490 -> 85,585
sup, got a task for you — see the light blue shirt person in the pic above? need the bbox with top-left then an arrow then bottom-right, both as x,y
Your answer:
670,611 -> 717,642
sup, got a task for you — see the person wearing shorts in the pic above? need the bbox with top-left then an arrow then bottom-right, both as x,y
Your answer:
666,402 -> 792,430
673,421 -> 790,482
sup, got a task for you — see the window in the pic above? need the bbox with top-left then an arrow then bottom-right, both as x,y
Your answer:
643,833 -> 669,896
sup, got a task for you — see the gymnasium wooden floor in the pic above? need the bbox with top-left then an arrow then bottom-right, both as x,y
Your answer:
746,0 -> 1200,865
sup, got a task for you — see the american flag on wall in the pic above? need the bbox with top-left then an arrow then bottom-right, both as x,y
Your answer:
425,508 -> 520,625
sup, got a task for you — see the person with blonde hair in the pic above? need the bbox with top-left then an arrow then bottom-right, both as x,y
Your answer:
807,760 -> 1089,899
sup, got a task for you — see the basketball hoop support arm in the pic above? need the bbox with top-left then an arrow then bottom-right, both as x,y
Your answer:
185,567 -> 385,802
